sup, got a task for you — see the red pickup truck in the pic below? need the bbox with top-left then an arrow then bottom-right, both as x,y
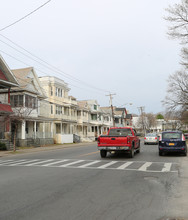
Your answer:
97,127 -> 140,158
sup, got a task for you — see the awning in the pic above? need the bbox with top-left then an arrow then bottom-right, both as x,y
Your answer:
0,103 -> 13,114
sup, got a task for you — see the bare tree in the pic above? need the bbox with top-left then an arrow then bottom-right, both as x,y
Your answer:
136,113 -> 156,133
10,106 -> 34,152
145,113 -> 157,130
162,70 -> 188,111
165,0 -> 188,44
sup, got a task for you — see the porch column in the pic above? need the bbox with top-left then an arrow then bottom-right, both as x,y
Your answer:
21,120 -> 26,139
97,126 -> 99,137
101,127 -> 104,135
60,123 -> 62,134
34,121 -> 36,139
43,122 -> 45,138
51,122 -> 53,138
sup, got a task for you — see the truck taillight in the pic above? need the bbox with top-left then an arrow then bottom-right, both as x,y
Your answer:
155,137 -> 157,139
127,136 -> 130,144
144,137 -> 146,139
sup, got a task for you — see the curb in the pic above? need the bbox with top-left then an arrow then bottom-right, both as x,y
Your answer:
0,142 -> 96,158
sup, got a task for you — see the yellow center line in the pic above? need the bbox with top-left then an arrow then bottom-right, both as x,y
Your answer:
78,151 -> 99,157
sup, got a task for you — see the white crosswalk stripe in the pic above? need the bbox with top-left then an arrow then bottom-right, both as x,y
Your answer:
59,160 -> 84,167
42,159 -> 70,167
0,159 -> 177,173
0,160 -> 25,165
162,163 -> 172,172
117,162 -> 133,170
98,161 -> 118,169
8,159 -> 39,166
25,159 -> 54,166
78,160 -> 100,168
138,162 -> 152,171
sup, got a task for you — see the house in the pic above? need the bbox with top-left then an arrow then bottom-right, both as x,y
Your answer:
0,55 -> 19,147
10,67 -> 54,147
101,107 -> 132,128
39,76 -> 79,144
83,100 -> 113,138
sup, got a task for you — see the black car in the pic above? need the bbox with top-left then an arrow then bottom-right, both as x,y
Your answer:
158,131 -> 187,156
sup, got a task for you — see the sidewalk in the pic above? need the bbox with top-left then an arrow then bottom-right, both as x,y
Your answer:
0,142 -> 96,158
167,155 -> 188,218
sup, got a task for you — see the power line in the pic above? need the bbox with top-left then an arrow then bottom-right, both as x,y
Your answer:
0,34 -> 109,93
0,0 -> 52,32
0,49 -> 107,97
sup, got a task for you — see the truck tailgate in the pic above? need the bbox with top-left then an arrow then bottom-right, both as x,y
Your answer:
98,136 -> 128,146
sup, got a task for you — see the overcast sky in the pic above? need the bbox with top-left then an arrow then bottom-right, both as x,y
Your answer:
0,0 -> 182,114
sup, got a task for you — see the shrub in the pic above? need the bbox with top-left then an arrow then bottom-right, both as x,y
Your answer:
0,142 -> 7,151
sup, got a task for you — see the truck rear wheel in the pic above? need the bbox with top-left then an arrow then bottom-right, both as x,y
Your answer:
128,146 -> 134,158
100,150 -> 107,158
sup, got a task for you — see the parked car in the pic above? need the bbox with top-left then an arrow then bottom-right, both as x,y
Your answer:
144,133 -> 158,145
158,131 -> 187,156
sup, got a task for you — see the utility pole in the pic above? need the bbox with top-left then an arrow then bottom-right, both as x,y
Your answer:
138,106 -> 146,135
106,93 -> 116,127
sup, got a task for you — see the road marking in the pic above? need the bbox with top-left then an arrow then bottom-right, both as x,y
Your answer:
117,162 -> 133,170
0,160 -> 25,165
78,160 -> 100,168
59,160 -> 84,167
8,159 -> 40,166
98,161 -> 118,169
162,163 -> 172,172
78,151 -> 99,157
42,159 -> 70,167
25,159 -> 54,166
138,162 -> 152,171
0,159 -> 178,173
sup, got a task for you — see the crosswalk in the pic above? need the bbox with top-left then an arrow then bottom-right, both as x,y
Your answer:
0,159 -> 178,173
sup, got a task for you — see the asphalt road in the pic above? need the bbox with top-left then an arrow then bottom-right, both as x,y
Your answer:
0,140 -> 187,220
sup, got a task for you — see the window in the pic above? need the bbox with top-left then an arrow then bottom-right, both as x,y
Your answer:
25,95 -> 37,109
91,114 -> 97,121
109,129 -> 132,136
56,105 -> 62,115
50,87 -> 53,96
94,104 -> 97,110
55,87 -> 64,97
10,95 -> 24,107
51,105 -> 53,114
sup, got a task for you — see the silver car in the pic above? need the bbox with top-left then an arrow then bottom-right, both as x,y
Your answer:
144,133 -> 158,145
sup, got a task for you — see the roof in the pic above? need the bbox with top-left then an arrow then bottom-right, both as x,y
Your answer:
11,67 -> 33,89
0,54 -> 19,88
77,101 -> 88,109
0,103 -> 13,114
11,67 -> 47,98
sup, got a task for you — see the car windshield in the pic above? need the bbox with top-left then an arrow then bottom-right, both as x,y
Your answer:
162,132 -> 182,139
146,133 -> 157,137
109,129 -> 132,136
